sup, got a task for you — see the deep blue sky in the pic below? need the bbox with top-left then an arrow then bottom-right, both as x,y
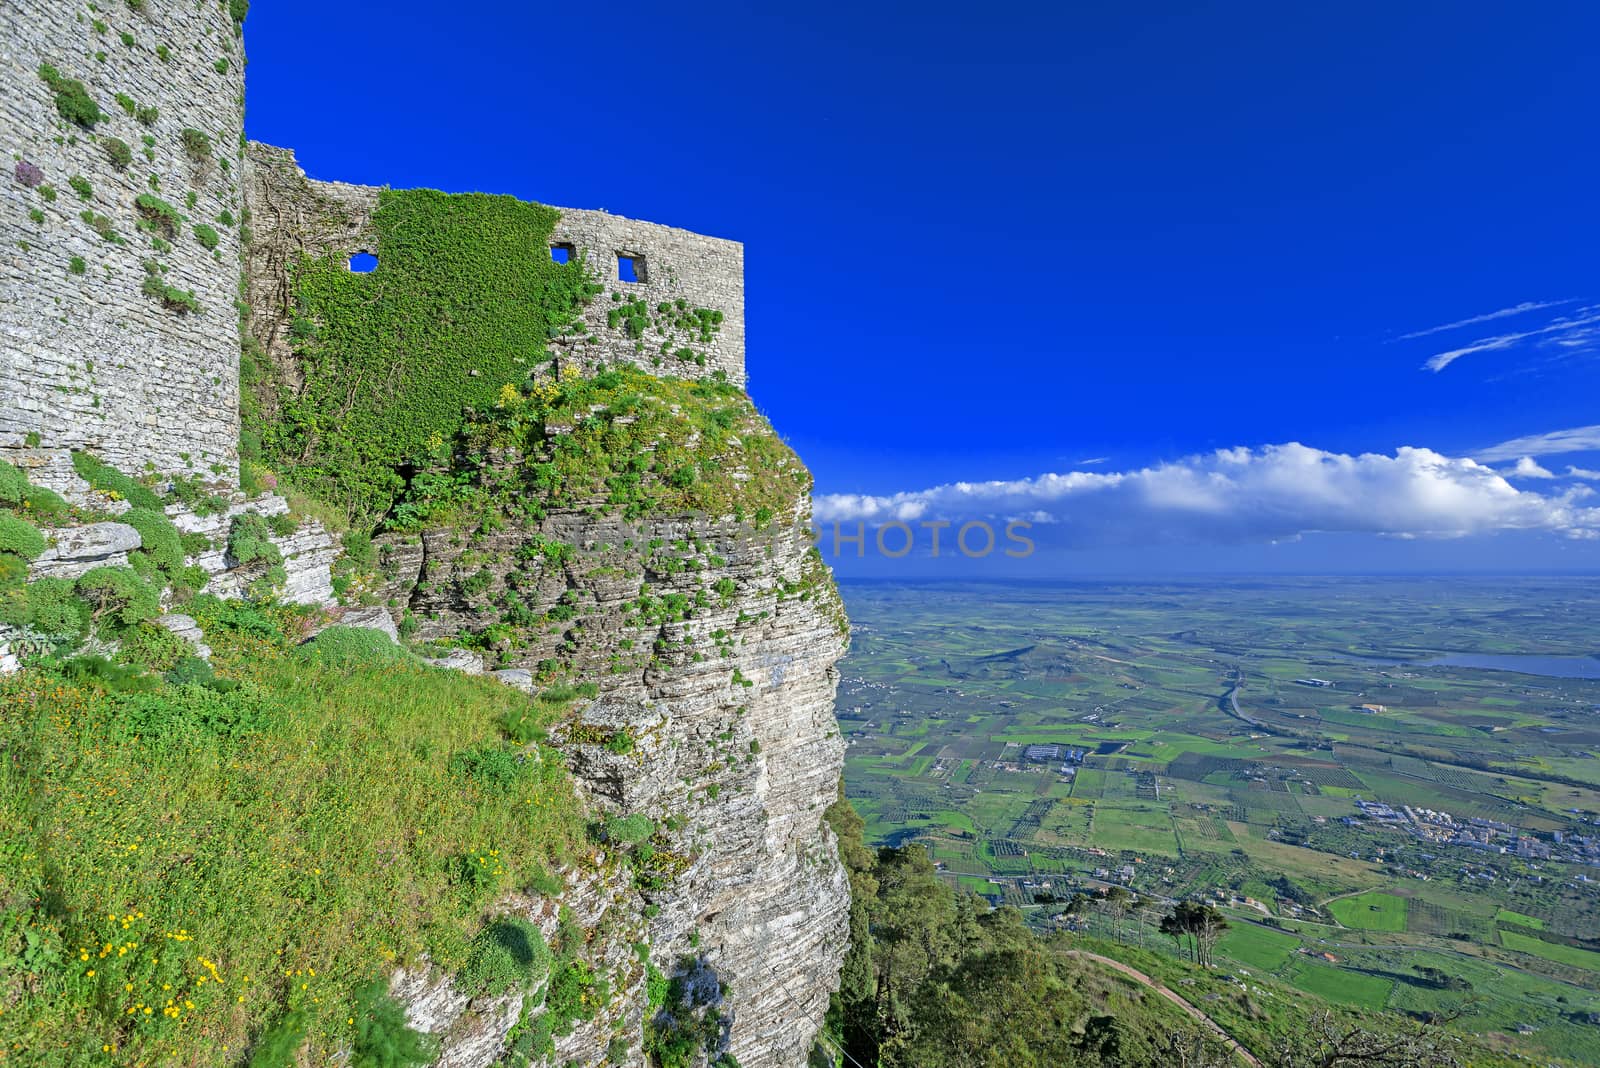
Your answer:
244,2 -> 1600,572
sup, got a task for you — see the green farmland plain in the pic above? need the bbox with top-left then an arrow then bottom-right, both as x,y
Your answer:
837,577 -> 1600,1066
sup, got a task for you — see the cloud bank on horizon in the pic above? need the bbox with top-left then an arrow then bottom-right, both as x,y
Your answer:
813,439 -> 1600,549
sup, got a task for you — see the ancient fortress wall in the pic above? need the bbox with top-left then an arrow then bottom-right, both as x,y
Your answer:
0,0 -> 247,488
244,143 -> 745,387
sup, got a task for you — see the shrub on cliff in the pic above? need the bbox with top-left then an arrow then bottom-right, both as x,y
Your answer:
0,576 -> 88,641
295,624 -> 410,665
103,136 -> 132,171
75,566 -> 159,630
0,461 -> 27,506
37,63 -> 101,128
457,916 -> 549,997
122,506 -> 185,575
227,512 -> 283,567
0,514 -> 46,561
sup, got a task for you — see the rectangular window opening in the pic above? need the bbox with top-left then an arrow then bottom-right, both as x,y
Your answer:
617,253 -> 646,284
550,242 -> 574,265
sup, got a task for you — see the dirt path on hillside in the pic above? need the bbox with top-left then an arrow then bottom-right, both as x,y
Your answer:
1064,950 -> 1264,1067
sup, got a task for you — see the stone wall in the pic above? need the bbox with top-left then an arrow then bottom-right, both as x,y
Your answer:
243,143 -> 746,387
0,0 -> 247,488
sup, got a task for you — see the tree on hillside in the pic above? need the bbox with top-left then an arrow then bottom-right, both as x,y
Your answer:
1159,901 -> 1229,967
1101,886 -> 1133,943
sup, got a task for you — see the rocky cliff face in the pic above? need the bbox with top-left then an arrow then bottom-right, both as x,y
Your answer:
391,499 -> 849,1065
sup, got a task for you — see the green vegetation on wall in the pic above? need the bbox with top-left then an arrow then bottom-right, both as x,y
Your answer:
253,189 -> 597,526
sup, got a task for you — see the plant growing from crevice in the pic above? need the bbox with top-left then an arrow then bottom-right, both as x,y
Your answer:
37,63 -> 101,128
141,260 -> 201,314
103,136 -> 132,171
134,192 -> 181,238
180,127 -> 213,163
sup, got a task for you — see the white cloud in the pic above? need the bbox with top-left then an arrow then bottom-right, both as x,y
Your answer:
1505,456 -> 1556,479
1423,308 -> 1600,372
1398,300 -> 1575,340
1568,466 -> 1600,480
813,443 -> 1600,547
1075,457 -> 1108,466
1477,424 -> 1600,461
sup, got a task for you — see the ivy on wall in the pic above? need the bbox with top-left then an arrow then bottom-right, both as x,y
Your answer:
253,189 -> 597,526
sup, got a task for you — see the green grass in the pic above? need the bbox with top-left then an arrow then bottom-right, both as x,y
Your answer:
1284,959 -> 1393,1008
1326,891 -> 1407,932
1499,929 -> 1600,971
0,614 -> 587,1065
1216,921 -> 1300,972
1494,908 -> 1544,930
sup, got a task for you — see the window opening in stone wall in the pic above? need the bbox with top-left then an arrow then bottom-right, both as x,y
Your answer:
617,253 -> 646,283
349,251 -> 378,273
550,243 -> 574,265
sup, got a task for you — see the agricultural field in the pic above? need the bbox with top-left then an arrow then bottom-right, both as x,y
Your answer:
836,577 -> 1600,1065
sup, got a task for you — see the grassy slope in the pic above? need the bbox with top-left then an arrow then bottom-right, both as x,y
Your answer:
0,610 -> 586,1066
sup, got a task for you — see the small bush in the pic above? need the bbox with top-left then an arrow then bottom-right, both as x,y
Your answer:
59,654 -> 158,693
0,514 -> 46,561
14,160 -> 43,188
0,461 -> 27,505
135,103 -> 158,125
68,255 -> 86,275
458,916 -> 549,997
295,625 -> 409,666
0,553 -> 26,588
230,0 -> 249,25
349,980 -> 438,1068
24,484 -> 69,519
227,512 -> 283,567
0,576 -> 88,640
449,742 -> 527,794
246,1010 -> 307,1068
141,263 -> 202,314
122,506 -> 185,574
81,210 -> 119,242
500,705 -> 545,744
193,222 -> 220,249
214,57 -> 229,74
134,193 -> 181,238
71,451 -> 163,509
102,136 -> 133,170
38,63 -> 101,128
76,566 -> 159,630
115,683 -> 268,746
180,127 -> 213,162
115,621 -> 189,672
605,730 -> 635,755
69,175 -> 93,200
604,814 -> 655,844
189,592 -> 281,640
